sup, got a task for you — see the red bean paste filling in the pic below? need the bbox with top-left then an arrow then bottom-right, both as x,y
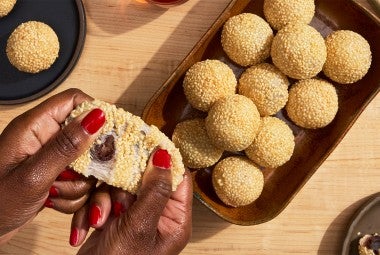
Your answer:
91,135 -> 115,162
363,235 -> 380,254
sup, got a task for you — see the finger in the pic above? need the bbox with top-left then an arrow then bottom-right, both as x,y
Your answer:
122,149 -> 172,236
45,194 -> 90,214
57,168 -> 84,181
51,176 -> 97,200
70,203 -> 90,247
110,188 -> 136,217
88,183 -> 111,229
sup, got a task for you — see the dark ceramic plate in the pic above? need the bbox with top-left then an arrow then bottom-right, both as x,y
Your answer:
342,193 -> 380,255
0,0 -> 86,104
142,0 -> 380,225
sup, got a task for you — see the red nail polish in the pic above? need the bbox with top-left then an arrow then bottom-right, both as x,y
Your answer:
69,228 -> 79,246
152,149 -> 171,169
81,108 -> 105,135
89,205 -> 101,226
113,202 -> 125,217
44,198 -> 54,208
49,186 -> 59,197
57,169 -> 82,181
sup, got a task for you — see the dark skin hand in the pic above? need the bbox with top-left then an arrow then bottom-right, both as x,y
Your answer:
0,89 -> 104,244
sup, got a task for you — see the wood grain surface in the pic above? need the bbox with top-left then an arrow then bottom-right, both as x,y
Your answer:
0,0 -> 379,254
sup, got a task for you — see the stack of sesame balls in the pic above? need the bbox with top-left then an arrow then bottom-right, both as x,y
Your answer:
173,0 -> 372,208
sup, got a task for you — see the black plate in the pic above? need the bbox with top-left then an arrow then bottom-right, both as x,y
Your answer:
0,0 -> 86,104
342,193 -> 380,255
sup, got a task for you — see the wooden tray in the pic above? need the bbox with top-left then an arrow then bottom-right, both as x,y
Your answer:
142,0 -> 380,225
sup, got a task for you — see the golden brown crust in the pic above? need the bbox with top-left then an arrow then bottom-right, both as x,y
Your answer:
0,0 -> 16,17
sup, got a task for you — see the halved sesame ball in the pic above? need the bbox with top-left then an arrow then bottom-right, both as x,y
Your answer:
245,117 -> 294,168
286,79 -> 338,129
6,21 -> 60,73
263,0 -> 315,30
212,156 -> 264,207
172,118 -> 223,169
0,0 -> 16,17
271,23 -> 326,79
183,59 -> 237,112
238,63 -> 289,116
205,94 -> 260,152
221,13 -> 273,67
323,30 -> 372,84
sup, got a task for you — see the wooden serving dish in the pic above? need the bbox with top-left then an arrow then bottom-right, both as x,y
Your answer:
142,0 -> 380,225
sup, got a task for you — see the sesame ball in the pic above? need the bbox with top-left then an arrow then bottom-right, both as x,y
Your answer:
263,0 -> 315,30
6,21 -> 60,73
323,30 -> 372,84
172,118 -> 223,169
205,94 -> 260,152
0,0 -> 16,17
286,79 -> 338,129
245,117 -> 295,168
221,13 -> 273,67
183,59 -> 237,112
238,63 -> 289,116
212,156 -> 264,207
271,23 -> 326,79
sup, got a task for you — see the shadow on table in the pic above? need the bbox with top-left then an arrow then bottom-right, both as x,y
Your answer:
0,223 -> 39,254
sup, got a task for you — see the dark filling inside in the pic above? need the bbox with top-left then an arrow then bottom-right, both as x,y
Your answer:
364,235 -> 380,254
91,135 -> 115,162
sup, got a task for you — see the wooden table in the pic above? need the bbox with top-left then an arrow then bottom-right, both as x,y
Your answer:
1,0 -> 379,254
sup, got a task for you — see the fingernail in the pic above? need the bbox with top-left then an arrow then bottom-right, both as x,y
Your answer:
152,149 -> 171,169
89,204 -> 101,226
113,202 -> 125,217
57,169 -> 82,181
81,108 -> 105,135
69,228 -> 79,246
44,198 -> 54,208
49,186 -> 59,197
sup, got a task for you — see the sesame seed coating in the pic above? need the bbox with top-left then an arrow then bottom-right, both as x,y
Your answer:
238,63 -> 289,116
0,0 -> 16,17
323,30 -> 372,84
212,156 -> 264,207
286,79 -> 338,129
66,100 -> 185,194
221,13 -> 273,67
172,118 -> 223,169
6,21 -> 59,73
205,94 -> 260,152
271,23 -> 326,79
183,59 -> 237,112
263,0 -> 315,30
245,117 -> 295,168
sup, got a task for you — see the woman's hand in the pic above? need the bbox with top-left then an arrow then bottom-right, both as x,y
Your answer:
0,89 -> 105,244
71,149 -> 193,255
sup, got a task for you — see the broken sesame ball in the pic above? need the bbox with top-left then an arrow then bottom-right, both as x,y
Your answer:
6,21 -> 60,73
221,13 -> 273,67
271,23 -> 326,79
238,63 -> 289,116
323,30 -> 372,84
0,0 -> 16,17
172,118 -> 223,169
183,59 -> 237,112
286,79 -> 338,129
263,0 -> 315,30
212,156 -> 264,207
245,117 -> 295,168
205,94 -> 260,152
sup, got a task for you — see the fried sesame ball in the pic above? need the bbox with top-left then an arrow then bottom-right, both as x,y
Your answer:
172,118 -> 223,169
286,79 -> 338,129
6,21 -> 59,73
245,117 -> 294,168
238,63 -> 289,116
221,13 -> 273,67
323,30 -> 372,84
183,59 -> 237,112
212,156 -> 264,207
263,0 -> 315,30
271,23 -> 326,79
0,0 -> 16,17
205,94 -> 260,152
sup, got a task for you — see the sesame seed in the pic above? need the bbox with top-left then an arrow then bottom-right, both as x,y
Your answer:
0,0 -> 16,17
